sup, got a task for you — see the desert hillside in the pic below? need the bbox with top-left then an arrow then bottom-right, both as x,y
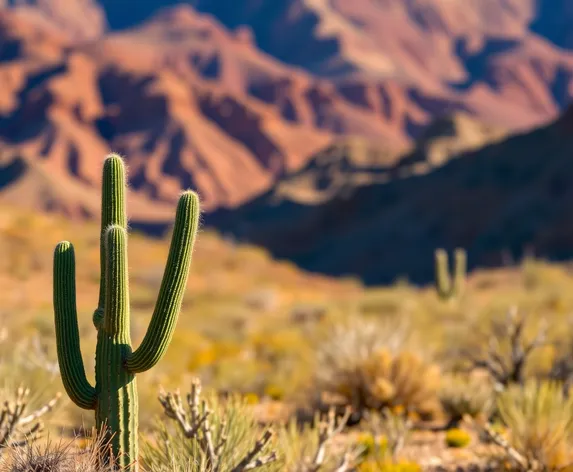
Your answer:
3,195 -> 573,471
207,106 -> 573,284
1,0 -> 573,212
1,0 -> 573,283
4,3 -> 573,472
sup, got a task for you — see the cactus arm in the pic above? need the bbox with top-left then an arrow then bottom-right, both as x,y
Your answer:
53,242 -> 97,410
126,191 -> 200,373
434,248 -> 452,299
94,154 -> 127,330
453,248 -> 467,295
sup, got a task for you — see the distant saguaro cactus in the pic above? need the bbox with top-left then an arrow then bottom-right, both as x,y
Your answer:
434,248 -> 466,300
53,154 -> 200,471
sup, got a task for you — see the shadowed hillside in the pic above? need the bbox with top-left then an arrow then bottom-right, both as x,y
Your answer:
206,107 -> 573,284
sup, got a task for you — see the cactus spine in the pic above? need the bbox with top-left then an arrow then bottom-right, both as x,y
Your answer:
53,154 -> 200,470
434,248 -> 466,300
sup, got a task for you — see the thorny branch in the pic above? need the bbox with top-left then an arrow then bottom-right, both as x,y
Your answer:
465,415 -> 547,472
306,407 -> 353,472
158,379 -> 277,472
461,306 -> 547,389
0,386 -> 60,454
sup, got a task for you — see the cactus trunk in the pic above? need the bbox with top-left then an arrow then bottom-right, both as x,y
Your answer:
94,225 -> 138,469
53,154 -> 200,471
95,336 -> 138,469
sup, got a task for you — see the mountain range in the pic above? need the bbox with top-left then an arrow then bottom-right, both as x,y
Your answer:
1,0 -> 573,283
207,107 -> 573,284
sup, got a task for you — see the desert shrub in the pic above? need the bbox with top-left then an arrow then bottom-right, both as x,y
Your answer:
142,379 -> 280,472
439,374 -> 495,426
0,386 -> 60,455
144,380 -> 359,472
290,303 -> 327,324
457,307 -> 546,388
278,408 -> 361,471
355,411 -> 419,472
548,335 -> 573,393
493,380 -> 573,471
316,342 -> 442,421
0,429 -> 110,472
444,428 -> 471,448
244,289 -> 279,312
315,319 -> 409,368
521,259 -> 570,291
361,409 -> 413,461
313,319 -> 440,420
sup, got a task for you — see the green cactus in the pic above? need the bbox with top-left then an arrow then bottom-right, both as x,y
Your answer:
53,154 -> 200,470
434,248 -> 466,300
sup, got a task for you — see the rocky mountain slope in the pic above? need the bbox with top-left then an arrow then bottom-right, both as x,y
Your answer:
1,1 -> 573,212
206,106 -> 573,284
188,0 -> 573,131
99,0 -> 573,124
0,6 -> 334,212
1,1 -> 573,283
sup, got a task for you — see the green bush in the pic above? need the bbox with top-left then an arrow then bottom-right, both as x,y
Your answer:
439,374 -> 494,425
496,380 -> 573,471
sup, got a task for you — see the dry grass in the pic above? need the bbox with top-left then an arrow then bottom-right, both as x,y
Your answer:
4,206 -> 573,469
312,319 -> 442,422
496,381 -> 573,471
439,374 -> 495,427
0,428 -> 110,472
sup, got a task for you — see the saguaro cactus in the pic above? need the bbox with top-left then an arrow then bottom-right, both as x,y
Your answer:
53,154 -> 200,470
434,248 -> 466,300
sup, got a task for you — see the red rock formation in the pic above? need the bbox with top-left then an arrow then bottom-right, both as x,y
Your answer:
1,0 -> 573,217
